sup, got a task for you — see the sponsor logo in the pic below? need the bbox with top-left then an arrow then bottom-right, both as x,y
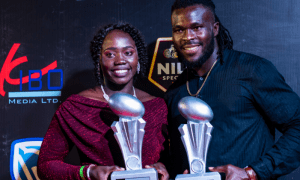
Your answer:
163,44 -> 178,59
148,37 -> 183,92
0,44 -> 63,104
10,138 -> 43,180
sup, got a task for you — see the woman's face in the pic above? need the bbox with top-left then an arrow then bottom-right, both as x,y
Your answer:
101,29 -> 138,86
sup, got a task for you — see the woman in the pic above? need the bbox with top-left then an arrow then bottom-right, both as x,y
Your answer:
37,23 -> 169,180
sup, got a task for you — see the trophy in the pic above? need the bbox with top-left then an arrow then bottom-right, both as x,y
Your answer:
175,96 -> 221,180
108,93 -> 158,180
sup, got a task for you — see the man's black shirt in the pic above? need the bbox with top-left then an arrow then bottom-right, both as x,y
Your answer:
164,49 -> 300,180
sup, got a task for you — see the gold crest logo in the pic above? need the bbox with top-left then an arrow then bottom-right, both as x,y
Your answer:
148,37 -> 182,92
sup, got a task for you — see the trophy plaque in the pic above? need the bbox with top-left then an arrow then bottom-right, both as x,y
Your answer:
175,96 -> 221,180
108,93 -> 158,180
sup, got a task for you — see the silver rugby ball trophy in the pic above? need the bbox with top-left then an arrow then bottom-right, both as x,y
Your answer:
109,93 -> 158,180
175,96 -> 221,180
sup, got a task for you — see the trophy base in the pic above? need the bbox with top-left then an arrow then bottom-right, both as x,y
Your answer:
175,172 -> 221,180
111,168 -> 158,180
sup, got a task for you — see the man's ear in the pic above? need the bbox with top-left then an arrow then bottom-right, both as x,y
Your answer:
213,22 -> 219,37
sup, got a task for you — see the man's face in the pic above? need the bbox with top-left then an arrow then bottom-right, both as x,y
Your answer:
171,5 -> 219,69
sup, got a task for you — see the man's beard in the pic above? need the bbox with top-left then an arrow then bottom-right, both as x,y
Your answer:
178,35 -> 215,69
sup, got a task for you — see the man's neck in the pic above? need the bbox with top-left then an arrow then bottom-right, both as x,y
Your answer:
194,47 -> 219,76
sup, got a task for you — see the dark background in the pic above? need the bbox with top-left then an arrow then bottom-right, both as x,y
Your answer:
1,0 -> 300,179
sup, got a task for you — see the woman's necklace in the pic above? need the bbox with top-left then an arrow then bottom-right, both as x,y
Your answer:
100,85 -> 136,102
186,59 -> 218,97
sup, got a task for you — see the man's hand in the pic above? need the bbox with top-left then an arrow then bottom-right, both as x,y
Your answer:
89,165 -> 124,180
145,162 -> 169,180
209,164 -> 249,180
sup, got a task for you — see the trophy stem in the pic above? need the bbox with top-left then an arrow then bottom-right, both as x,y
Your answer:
122,120 -> 133,153
111,118 -> 146,170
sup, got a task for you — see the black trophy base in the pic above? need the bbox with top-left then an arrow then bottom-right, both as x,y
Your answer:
111,168 -> 157,180
175,172 -> 221,180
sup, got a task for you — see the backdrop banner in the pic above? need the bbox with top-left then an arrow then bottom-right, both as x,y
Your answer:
1,0 -> 300,180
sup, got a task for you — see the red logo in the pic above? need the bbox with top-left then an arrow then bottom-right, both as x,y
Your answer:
0,43 -> 57,96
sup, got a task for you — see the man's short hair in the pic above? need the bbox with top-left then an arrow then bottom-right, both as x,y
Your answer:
171,0 -> 216,15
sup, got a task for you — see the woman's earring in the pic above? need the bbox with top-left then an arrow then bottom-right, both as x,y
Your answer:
137,62 -> 140,74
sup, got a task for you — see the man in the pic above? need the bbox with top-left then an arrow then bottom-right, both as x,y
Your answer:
164,0 -> 300,179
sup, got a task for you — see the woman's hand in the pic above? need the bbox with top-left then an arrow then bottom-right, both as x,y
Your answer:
145,162 -> 169,180
89,165 -> 125,180
209,164 -> 250,180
